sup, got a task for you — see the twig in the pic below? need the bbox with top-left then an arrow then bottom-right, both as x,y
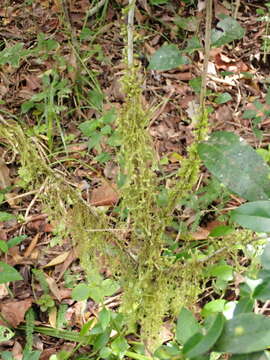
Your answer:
127,0 -> 136,67
199,0 -> 213,110
87,0 -> 106,17
24,177 -> 49,219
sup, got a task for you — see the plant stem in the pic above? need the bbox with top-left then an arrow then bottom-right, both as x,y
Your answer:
127,0 -> 136,67
199,0 -> 213,110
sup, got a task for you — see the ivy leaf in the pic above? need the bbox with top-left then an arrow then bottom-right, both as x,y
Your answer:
211,15 -> 245,47
148,44 -> 189,71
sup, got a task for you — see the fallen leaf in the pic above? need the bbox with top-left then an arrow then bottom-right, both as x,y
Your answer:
0,298 -> 32,327
0,159 -> 11,190
90,182 -> 119,206
45,275 -> 61,301
190,227 -> 210,240
48,306 -> 57,328
43,251 -> 70,268
24,233 -> 40,258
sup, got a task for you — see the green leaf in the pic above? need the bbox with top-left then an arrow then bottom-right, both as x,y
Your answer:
101,279 -> 120,297
0,261 -> 23,284
0,43 -> 28,67
176,307 -> 201,344
209,225 -> 234,237
99,307 -> 111,331
71,283 -> 90,301
201,300 -> 227,318
148,44 -> 189,71
198,131 -> 270,201
183,313 -> 225,358
233,297 -> 254,316
8,235 -> 27,249
88,132 -> 102,150
206,263 -> 233,281
174,16 -> 200,32
261,242 -> 270,269
214,313 -> 270,354
0,212 -> 15,222
88,90 -> 104,110
94,152 -> 111,163
0,240 -> 8,253
230,351 -> 270,360
211,15 -> 245,47
79,119 -> 100,137
0,326 -> 14,342
215,92 -> 232,104
185,37 -> 202,54
231,201 -> 270,232
253,278 -> 270,301
111,336 -> 129,359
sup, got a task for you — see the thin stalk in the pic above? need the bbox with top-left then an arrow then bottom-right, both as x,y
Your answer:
127,0 -> 136,67
199,0 -> 213,110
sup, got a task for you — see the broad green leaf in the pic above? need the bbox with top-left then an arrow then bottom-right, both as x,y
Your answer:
92,329 -> 111,351
0,326 -> 14,342
206,264 -> 233,281
214,313 -> 270,354
201,300 -> 226,318
0,261 -> 23,284
0,43 -> 28,67
261,242 -> 270,269
231,351 -> 270,360
211,15 -> 245,47
148,44 -> 189,71
176,307 -> 201,344
198,131 -> 270,201
150,0 -> 169,5
253,278 -> 270,301
215,92 -> 232,104
71,283 -> 90,301
233,297 -> 254,316
231,201 -> 270,232
183,313 -> 225,358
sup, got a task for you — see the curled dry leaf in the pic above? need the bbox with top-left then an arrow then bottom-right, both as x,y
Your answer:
0,298 -> 32,327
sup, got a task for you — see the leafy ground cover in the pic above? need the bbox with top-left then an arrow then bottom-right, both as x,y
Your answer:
1,0 -> 270,359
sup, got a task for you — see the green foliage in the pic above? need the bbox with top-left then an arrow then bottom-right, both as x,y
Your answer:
148,44 -> 189,70
0,261 -> 23,284
198,131 -> 270,201
0,325 -> 14,342
211,15 -> 245,47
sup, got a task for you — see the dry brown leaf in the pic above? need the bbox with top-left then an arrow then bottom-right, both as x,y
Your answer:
90,182 -> 119,207
0,159 -> 11,190
48,306 -> 57,328
0,298 -> 32,327
44,275 -> 61,301
43,251 -> 70,268
24,233 -> 40,258
190,227 -> 210,240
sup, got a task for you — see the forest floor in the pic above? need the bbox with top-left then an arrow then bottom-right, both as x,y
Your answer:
0,0 -> 270,358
